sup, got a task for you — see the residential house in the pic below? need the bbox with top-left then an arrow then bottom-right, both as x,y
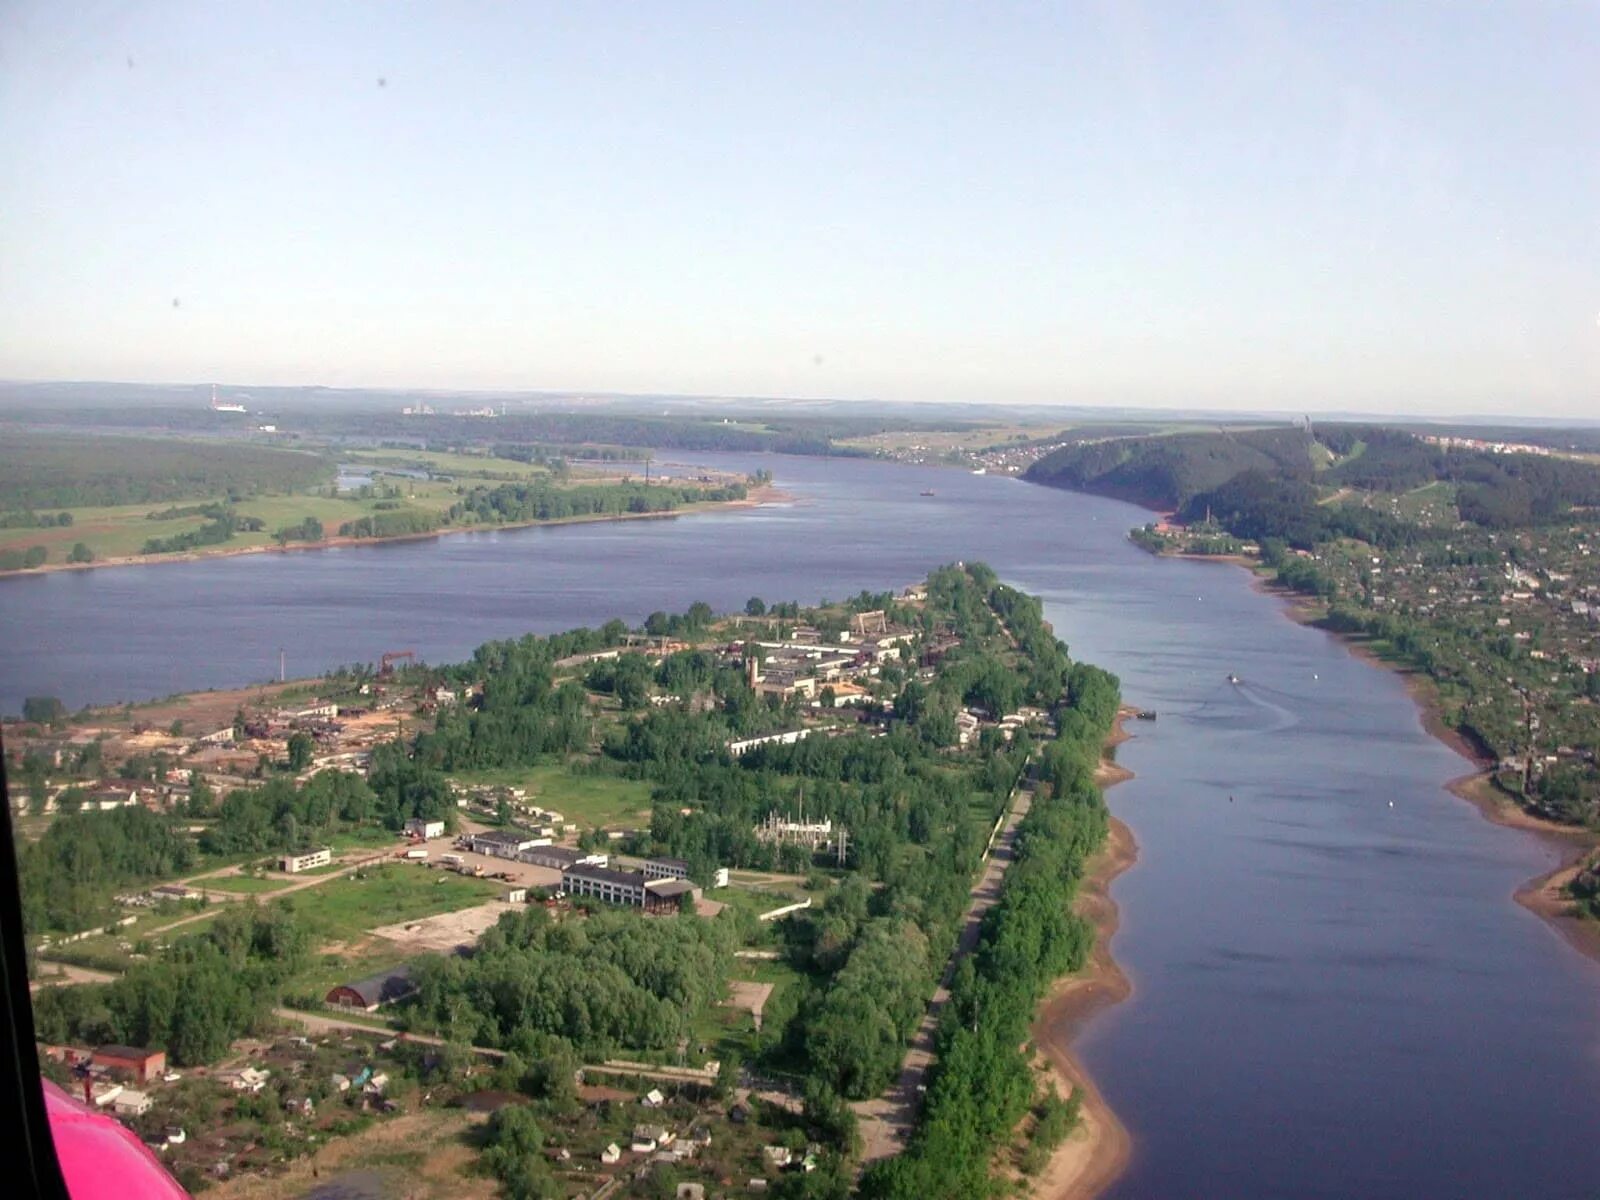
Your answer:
112,1090 -> 153,1117
633,1124 -> 672,1151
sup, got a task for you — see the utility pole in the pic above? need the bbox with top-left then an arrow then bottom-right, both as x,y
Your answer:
1521,689 -> 1537,798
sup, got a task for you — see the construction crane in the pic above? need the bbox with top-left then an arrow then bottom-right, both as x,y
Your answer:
378,649 -> 416,679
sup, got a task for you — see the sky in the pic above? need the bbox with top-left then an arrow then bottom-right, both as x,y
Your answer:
1,2 -> 1597,416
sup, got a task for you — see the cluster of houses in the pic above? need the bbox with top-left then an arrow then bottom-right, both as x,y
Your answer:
955,704 -> 1051,747
4,684 -> 423,818
734,617 -> 912,704
47,1044 -> 172,1119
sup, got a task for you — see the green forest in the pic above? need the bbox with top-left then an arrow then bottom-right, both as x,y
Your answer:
1027,423 -> 1600,535
0,433 -> 333,509
32,904 -> 307,1065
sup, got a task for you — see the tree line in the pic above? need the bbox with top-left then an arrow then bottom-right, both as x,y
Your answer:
142,508 -> 267,554
20,806 -> 196,934
32,904 -> 307,1065
405,904 -> 736,1057
444,478 -> 747,526
862,662 -> 1119,1199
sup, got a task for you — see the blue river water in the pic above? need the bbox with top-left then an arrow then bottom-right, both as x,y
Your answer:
2,453 -> 1597,1197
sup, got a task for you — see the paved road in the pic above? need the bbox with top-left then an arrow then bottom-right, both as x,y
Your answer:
852,781 -> 1035,1164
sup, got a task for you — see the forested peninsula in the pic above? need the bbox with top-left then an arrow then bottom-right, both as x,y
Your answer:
20,565 -> 1124,1197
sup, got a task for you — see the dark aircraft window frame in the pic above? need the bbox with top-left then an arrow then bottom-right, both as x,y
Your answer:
1,733 -> 77,1198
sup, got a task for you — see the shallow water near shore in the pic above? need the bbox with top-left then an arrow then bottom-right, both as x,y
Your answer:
4,452 -> 1598,1196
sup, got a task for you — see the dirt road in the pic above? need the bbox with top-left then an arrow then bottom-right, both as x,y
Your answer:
29,963 -> 119,992
852,782 -> 1035,1163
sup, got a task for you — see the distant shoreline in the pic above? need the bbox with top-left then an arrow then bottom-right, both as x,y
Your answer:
1028,709 -> 1139,1200
0,486 -> 790,581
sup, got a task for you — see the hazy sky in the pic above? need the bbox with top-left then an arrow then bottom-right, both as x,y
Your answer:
2,3 -> 1597,414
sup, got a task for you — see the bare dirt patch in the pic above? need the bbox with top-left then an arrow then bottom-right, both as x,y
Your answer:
726,980 -> 775,1029
368,900 -> 516,953
87,679 -> 320,731
201,1110 -> 495,1200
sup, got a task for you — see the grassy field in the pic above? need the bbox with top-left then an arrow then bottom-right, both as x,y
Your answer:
199,874 -> 295,895
449,762 -> 654,829
687,957 -> 807,1066
708,883 -> 808,928
273,864 -> 501,947
343,446 -> 555,482
327,826 -> 405,853
836,423 -> 1053,453
0,486 -> 457,564
42,903 -> 224,971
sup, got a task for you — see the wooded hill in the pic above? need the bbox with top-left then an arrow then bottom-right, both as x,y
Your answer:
1026,424 -> 1600,538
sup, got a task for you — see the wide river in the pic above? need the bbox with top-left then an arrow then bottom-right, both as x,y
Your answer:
3,454 -> 1598,1197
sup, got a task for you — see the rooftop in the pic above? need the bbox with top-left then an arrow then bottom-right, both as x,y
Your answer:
333,964 -> 416,1009
95,1044 -> 161,1061
563,864 -> 648,888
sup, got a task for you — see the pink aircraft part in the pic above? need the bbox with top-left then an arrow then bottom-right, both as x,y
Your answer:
43,1078 -> 188,1199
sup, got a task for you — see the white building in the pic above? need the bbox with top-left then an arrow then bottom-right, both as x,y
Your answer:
727,728 -> 812,758
465,831 -> 539,859
405,818 -> 445,839
642,857 -> 690,881
113,1090 -> 153,1117
562,864 -> 650,907
279,847 -> 331,873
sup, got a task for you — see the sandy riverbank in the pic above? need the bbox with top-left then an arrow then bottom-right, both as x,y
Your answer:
0,485 -> 790,580
1444,770 -> 1600,965
1027,712 -> 1139,1200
